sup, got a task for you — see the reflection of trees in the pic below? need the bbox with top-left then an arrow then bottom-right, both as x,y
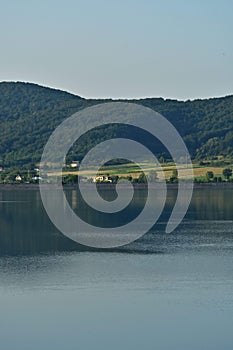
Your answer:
0,187 -> 233,255
0,189 -> 86,255
188,188 -> 233,221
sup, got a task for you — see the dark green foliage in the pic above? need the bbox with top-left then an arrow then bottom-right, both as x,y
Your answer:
138,173 -> 147,183
1,82 -> 233,167
206,171 -> 214,181
222,168 -> 232,181
169,169 -> 178,183
62,174 -> 78,184
110,175 -> 119,183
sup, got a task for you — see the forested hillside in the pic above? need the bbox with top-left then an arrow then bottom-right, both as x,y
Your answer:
0,82 -> 233,167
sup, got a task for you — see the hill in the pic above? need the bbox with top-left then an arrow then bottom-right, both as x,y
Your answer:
0,82 -> 233,168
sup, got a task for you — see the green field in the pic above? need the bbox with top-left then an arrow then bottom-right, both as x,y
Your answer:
61,162 -> 231,180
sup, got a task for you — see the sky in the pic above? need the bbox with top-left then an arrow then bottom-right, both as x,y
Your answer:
0,0 -> 233,100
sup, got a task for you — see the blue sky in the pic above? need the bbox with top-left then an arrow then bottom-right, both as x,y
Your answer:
1,0 -> 233,100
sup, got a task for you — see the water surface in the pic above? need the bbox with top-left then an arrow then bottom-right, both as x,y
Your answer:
0,187 -> 232,350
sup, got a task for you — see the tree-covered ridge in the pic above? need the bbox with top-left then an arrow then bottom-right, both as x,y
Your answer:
0,82 -> 88,166
0,81 -> 233,167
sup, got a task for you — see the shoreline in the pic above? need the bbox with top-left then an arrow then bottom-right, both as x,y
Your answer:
0,182 -> 233,190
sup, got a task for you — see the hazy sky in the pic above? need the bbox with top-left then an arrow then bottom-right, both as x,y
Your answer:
1,0 -> 233,100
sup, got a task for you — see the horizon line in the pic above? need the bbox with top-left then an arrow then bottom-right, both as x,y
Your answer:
1,79 -> 233,103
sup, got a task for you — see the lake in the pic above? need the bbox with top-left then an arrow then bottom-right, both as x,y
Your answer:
0,186 -> 233,350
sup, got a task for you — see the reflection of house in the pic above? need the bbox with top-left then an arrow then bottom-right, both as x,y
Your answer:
79,177 -> 88,183
70,161 -> 79,168
15,175 -> 22,181
93,175 -> 112,183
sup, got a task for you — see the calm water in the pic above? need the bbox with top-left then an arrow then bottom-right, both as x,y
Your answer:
0,187 -> 233,350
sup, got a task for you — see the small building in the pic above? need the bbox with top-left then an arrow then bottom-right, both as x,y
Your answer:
15,175 -> 22,182
0,167 -> 3,172
70,161 -> 79,168
93,175 -> 112,183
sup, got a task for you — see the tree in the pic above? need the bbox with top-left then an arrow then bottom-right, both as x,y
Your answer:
26,169 -> 31,182
110,175 -> 119,183
206,171 -> 214,182
169,169 -> 178,183
222,168 -> 232,181
148,170 -> 158,182
138,173 -> 147,183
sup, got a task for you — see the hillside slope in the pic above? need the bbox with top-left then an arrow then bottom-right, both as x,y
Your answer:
0,82 -> 233,167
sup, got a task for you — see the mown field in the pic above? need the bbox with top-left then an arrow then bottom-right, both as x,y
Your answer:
57,162 -> 229,180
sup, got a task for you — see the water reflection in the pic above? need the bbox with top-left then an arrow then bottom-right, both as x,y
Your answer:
0,187 -> 232,255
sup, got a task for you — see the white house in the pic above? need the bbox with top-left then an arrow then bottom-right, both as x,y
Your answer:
70,161 -> 79,168
15,175 -> 22,181
93,175 -> 112,183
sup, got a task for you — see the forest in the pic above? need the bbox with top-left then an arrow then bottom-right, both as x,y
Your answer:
0,82 -> 233,168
